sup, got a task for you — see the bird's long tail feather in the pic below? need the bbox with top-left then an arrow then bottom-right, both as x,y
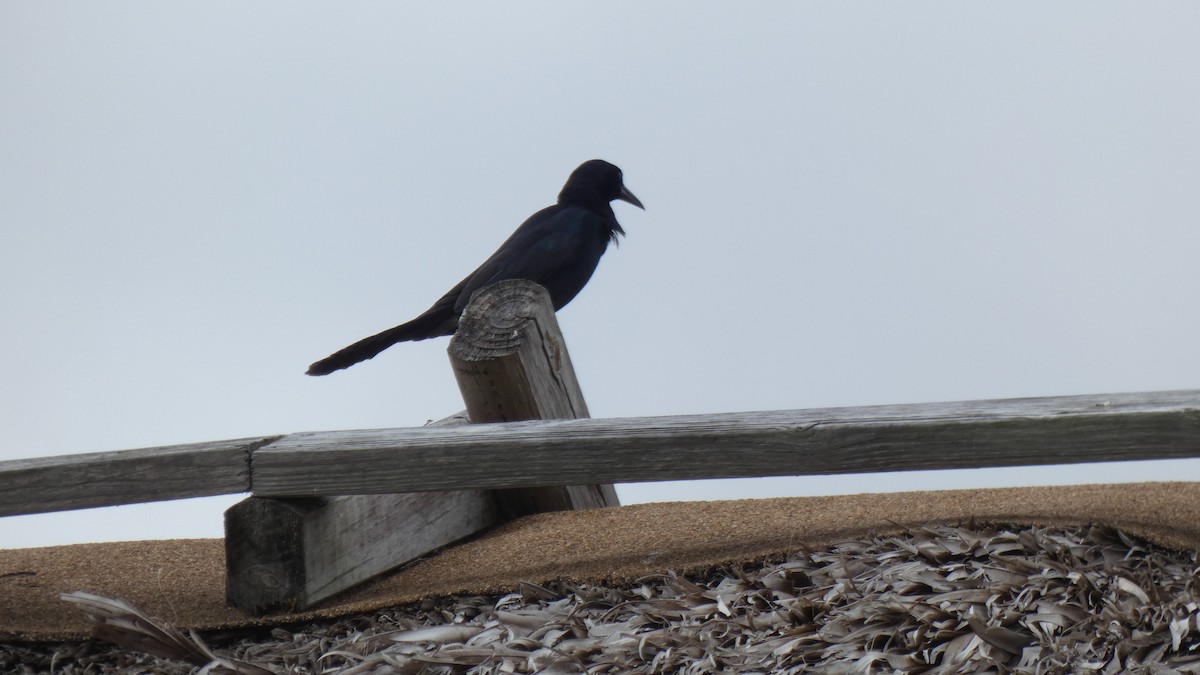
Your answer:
306,311 -> 454,375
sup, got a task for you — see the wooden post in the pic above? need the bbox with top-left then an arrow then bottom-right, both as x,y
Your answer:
224,413 -> 497,615
448,279 -> 620,517
224,281 -> 618,614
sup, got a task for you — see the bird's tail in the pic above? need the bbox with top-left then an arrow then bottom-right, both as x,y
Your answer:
306,311 -> 455,376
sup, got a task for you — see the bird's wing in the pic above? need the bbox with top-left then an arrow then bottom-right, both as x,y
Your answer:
453,205 -> 595,312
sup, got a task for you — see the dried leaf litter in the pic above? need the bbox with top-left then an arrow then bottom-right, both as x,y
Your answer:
6,523 -> 1200,674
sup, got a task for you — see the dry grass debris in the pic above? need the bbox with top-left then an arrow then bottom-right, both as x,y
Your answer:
5,522 -> 1200,673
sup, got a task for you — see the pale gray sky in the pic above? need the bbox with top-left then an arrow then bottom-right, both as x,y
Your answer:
3,3 -> 1200,548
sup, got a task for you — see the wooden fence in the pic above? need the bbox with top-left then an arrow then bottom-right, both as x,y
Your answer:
5,388 -> 1199,518
4,280 -> 1200,613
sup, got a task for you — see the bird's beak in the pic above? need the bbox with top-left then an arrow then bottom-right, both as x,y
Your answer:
618,185 -> 645,210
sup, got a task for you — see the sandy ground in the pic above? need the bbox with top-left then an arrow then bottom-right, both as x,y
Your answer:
3,482 -> 1199,641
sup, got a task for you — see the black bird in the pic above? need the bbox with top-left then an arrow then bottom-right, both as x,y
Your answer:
307,159 -> 643,376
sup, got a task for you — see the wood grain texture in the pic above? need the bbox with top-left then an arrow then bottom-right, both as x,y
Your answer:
224,412 -> 495,615
448,279 -> 618,514
224,489 -> 496,614
224,496 -> 308,614
250,390 -> 1200,497
0,436 -> 272,517
449,280 -> 590,422
5,390 -> 1200,516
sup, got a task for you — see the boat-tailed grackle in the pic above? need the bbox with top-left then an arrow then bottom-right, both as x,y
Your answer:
307,159 -> 643,376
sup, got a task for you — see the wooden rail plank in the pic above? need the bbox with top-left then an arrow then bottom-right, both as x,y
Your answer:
250,390 -> 1200,497
4,390 -> 1200,516
0,436 -> 273,517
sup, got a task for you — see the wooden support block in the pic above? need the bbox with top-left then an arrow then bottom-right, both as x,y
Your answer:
448,279 -> 620,517
224,488 -> 494,614
224,412 -> 495,615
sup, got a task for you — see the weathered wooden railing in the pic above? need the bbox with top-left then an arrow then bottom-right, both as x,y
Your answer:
7,389 -> 1200,514
4,280 -> 1200,614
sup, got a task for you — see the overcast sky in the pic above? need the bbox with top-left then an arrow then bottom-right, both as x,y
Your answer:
3,3 -> 1200,549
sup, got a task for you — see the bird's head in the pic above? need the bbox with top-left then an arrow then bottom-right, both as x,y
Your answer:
558,159 -> 644,211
